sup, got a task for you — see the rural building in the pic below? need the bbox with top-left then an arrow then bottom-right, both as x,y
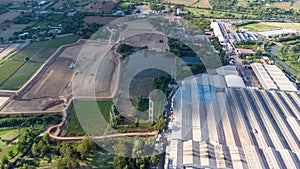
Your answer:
165,73 -> 300,168
236,48 -> 256,55
251,63 -> 297,91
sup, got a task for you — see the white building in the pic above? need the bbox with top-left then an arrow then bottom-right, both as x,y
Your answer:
211,22 -> 226,44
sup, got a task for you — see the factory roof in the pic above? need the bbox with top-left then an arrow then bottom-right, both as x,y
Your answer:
166,75 -> 300,168
251,63 -> 297,91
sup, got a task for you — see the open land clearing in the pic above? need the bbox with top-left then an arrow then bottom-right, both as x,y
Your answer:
272,2 -> 291,10
0,24 -> 29,40
292,0 -> 300,10
121,29 -> 169,52
81,1 -> 116,13
0,12 -> 20,23
2,40 -> 121,112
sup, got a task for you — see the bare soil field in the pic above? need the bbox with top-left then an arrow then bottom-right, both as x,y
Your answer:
0,12 -> 20,24
122,29 -> 169,52
273,2 -> 291,10
81,1 -> 116,13
0,24 -> 29,40
72,41 -> 120,98
192,0 -> 212,8
83,16 -> 119,26
2,40 -> 121,112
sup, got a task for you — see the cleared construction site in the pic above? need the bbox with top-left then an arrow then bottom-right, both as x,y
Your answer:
166,74 -> 300,169
1,40 -> 120,112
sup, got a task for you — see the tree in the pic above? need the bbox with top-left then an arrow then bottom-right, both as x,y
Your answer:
56,156 -> 80,169
76,137 -> 96,160
60,143 -> 72,157
24,56 -> 30,62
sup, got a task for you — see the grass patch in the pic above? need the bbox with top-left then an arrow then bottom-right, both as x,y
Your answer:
260,22 -> 300,32
0,62 -> 42,90
116,1 -> 133,9
62,100 -> 113,136
0,59 -> 24,85
240,23 -> 278,31
240,22 -> 300,32
186,7 -> 256,19
0,128 -> 24,142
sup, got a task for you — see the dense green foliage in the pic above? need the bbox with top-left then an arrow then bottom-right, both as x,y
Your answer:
0,114 -> 62,168
189,18 -> 211,32
168,38 -> 197,57
136,97 -> 149,112
278,41 -> 300,72
209,0 -> 237,10
0,114 -> 61,128
81,23 -> 102,39
211,37 -> 226,65
154,75 -> 173,95
111,138 -> 160,169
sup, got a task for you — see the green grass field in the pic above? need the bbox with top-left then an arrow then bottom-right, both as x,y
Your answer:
240,23 -> 277,31
116,1 -> 133,8
240,22 -> 300,32
186,7 -> 257,19
0,59 -> 24,86
62,100 -> 113,136
0,62 -> 42,90
0,35 -> 79,90
0,128 -> 25,160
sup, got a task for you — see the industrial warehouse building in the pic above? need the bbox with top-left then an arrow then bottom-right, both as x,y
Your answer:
251,63 -> 297,91
165,74 -> 300,169
211,22 -> 226,44
256,28 -> 298,38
